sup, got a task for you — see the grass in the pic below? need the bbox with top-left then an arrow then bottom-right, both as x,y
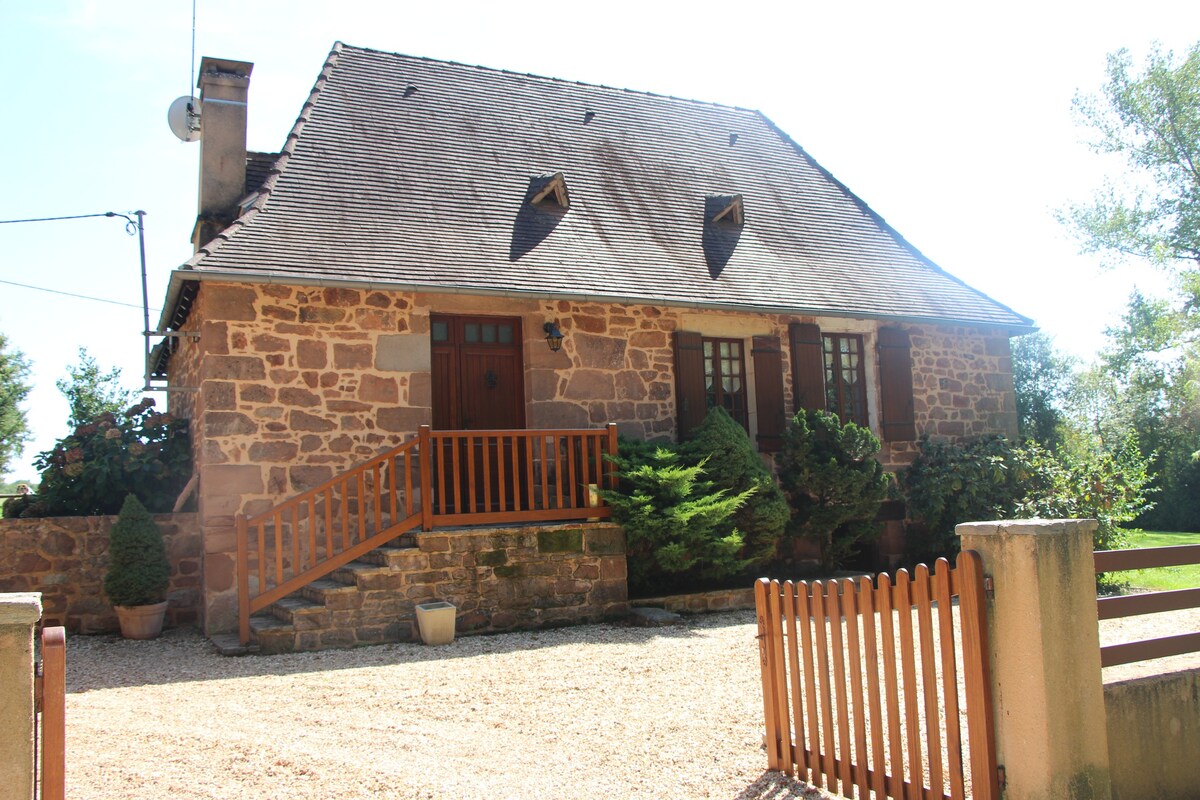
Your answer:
1116,530 -> 1200,591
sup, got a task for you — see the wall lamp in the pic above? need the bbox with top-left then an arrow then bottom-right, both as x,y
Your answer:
543,321 -> 565,352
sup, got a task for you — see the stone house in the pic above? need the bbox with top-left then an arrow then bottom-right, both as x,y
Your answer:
152,44 -> 1031,647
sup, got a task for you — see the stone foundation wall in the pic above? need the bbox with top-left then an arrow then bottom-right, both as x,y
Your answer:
0,514 -> 201,633
631,586 -> 756,614
256,522 -> 629,653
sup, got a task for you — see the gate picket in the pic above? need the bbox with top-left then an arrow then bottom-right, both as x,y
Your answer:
754,551 -> 998,800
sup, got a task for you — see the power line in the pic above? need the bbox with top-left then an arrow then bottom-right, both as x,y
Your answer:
0,277 -> 157,312
0,212 -> 122,225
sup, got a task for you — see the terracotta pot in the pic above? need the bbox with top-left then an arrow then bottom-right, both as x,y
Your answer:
114,601 -> 168,640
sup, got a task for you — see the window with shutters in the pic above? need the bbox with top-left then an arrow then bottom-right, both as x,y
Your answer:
822,333 -> 869,427
703,337 -> 748,430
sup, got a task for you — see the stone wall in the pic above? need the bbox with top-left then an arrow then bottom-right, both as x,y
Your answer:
167,280 -> 1019,632
631,586 -> 756,614
1105,669 -> 1200,800
0,514 -> 201,633
254,522 -> 628,654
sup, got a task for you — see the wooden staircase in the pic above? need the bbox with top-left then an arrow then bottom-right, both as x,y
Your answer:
230,425 -> 619,650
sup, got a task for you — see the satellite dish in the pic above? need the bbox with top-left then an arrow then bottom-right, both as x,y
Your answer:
167,95 -> 201,142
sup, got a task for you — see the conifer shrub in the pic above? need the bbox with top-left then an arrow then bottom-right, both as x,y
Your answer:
104,494 -> 170,608
778,409 -> 889,571
603,441 -> 754,596
678,406 -> 789,567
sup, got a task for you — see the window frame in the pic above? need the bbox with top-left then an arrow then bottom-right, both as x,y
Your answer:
702,336 -> 750,431
822,332 -> 869,428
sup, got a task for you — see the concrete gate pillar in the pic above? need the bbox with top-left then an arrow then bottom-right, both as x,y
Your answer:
957,519 -> 1112,800
0,592 -> 42,800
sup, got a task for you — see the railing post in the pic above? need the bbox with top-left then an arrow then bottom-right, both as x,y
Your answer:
40,626 -> 65,800
0,592 -> 42,800
419,425 -> 433,531
605,423 -> 618,490
957,520 -> 1112,800
236,513 -> 249,646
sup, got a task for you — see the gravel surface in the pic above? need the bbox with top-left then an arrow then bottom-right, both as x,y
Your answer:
63,607 -> 1199,799
65,612 -> 833,800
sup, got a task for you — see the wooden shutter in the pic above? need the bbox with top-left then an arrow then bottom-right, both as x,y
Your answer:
878,326 -> 917,442
751,335 -> 785,452
789,322 -> 825,412
673,331 -> 707,441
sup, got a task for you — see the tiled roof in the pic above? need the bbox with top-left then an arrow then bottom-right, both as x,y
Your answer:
244,151 -> 279,196
185,43 -> 1031,329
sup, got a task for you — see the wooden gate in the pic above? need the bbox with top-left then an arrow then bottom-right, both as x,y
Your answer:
34,625 -> 66,800
756,551 -> 999,800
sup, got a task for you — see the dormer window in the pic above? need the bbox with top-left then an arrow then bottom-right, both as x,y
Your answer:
530,172 -> 570,209
710,194 -> 744,225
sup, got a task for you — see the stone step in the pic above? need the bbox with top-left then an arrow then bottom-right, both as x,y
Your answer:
330,559 -> 392,586
301,578 -> 357,604
359,545 -> 428,570
248,614 -> 297,655
270,595 -> 331,629
209,632 -> 259,657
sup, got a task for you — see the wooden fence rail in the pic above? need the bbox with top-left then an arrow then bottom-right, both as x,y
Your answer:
237,425 -> 618,644
756,552 -> 998,800
1094,544 -> 1200,668
35,625 -> 65,800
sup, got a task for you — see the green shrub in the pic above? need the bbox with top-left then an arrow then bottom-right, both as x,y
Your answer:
902,434 -> 1153,562
603,442 -> 753,595
2,494 -> 34,519
778,410 -> 888,571
104,494 -> 170,607
901,435 -> 1028,562
678,407 -> 789,567
25,398 -> 191,517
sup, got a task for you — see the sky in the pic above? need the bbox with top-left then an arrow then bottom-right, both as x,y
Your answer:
1,0 -> 1196,481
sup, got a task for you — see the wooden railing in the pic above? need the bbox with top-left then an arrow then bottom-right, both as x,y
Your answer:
756,553 -> 999,800
1095,544 -> 1200,667
236,424 -> 618,643
34,625 -> 66,800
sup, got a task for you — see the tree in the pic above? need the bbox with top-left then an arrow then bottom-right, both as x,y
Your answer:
677,407 -> 789,567
602,443 -> 753,596
1063,42 -> 1200,268
0,331 -> 32,475
1061,42 -> 1200,531
778,410 -> 889,572
1011,332 -> 1078,448
56,347 -> 138,430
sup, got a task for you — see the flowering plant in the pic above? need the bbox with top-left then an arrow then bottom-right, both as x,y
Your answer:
23,398 -> 191,517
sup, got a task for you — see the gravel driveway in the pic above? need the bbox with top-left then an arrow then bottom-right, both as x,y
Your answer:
63,607 -> 1200,799
66,611 -> 832,800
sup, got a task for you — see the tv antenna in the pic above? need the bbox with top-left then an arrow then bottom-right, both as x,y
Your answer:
167,0 -> 201,142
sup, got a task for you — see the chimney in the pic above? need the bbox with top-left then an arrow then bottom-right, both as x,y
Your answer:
193,57 -> 254,251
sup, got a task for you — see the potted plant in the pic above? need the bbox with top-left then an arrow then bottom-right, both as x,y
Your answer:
104,494 -> 171,639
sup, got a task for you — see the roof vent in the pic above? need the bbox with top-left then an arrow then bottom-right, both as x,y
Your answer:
403,85 -> 418,98
584,110 -> 596,124
710,194 -> 744,226
729,133 -> 739,146
530,172 -> 570,209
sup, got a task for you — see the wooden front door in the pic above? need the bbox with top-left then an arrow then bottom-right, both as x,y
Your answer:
430,315 -> 526,512
431,315 -> 525,430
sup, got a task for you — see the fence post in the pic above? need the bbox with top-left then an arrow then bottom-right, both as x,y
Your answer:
419,425 -> 433,531
957,520 -> 1112,800
0,592 -> 42,800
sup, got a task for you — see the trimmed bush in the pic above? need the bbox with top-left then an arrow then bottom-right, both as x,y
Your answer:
603,442 -> 753,596
778,409 -> 888,571
678,407 -> 789,567
104,494 -> 170,608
